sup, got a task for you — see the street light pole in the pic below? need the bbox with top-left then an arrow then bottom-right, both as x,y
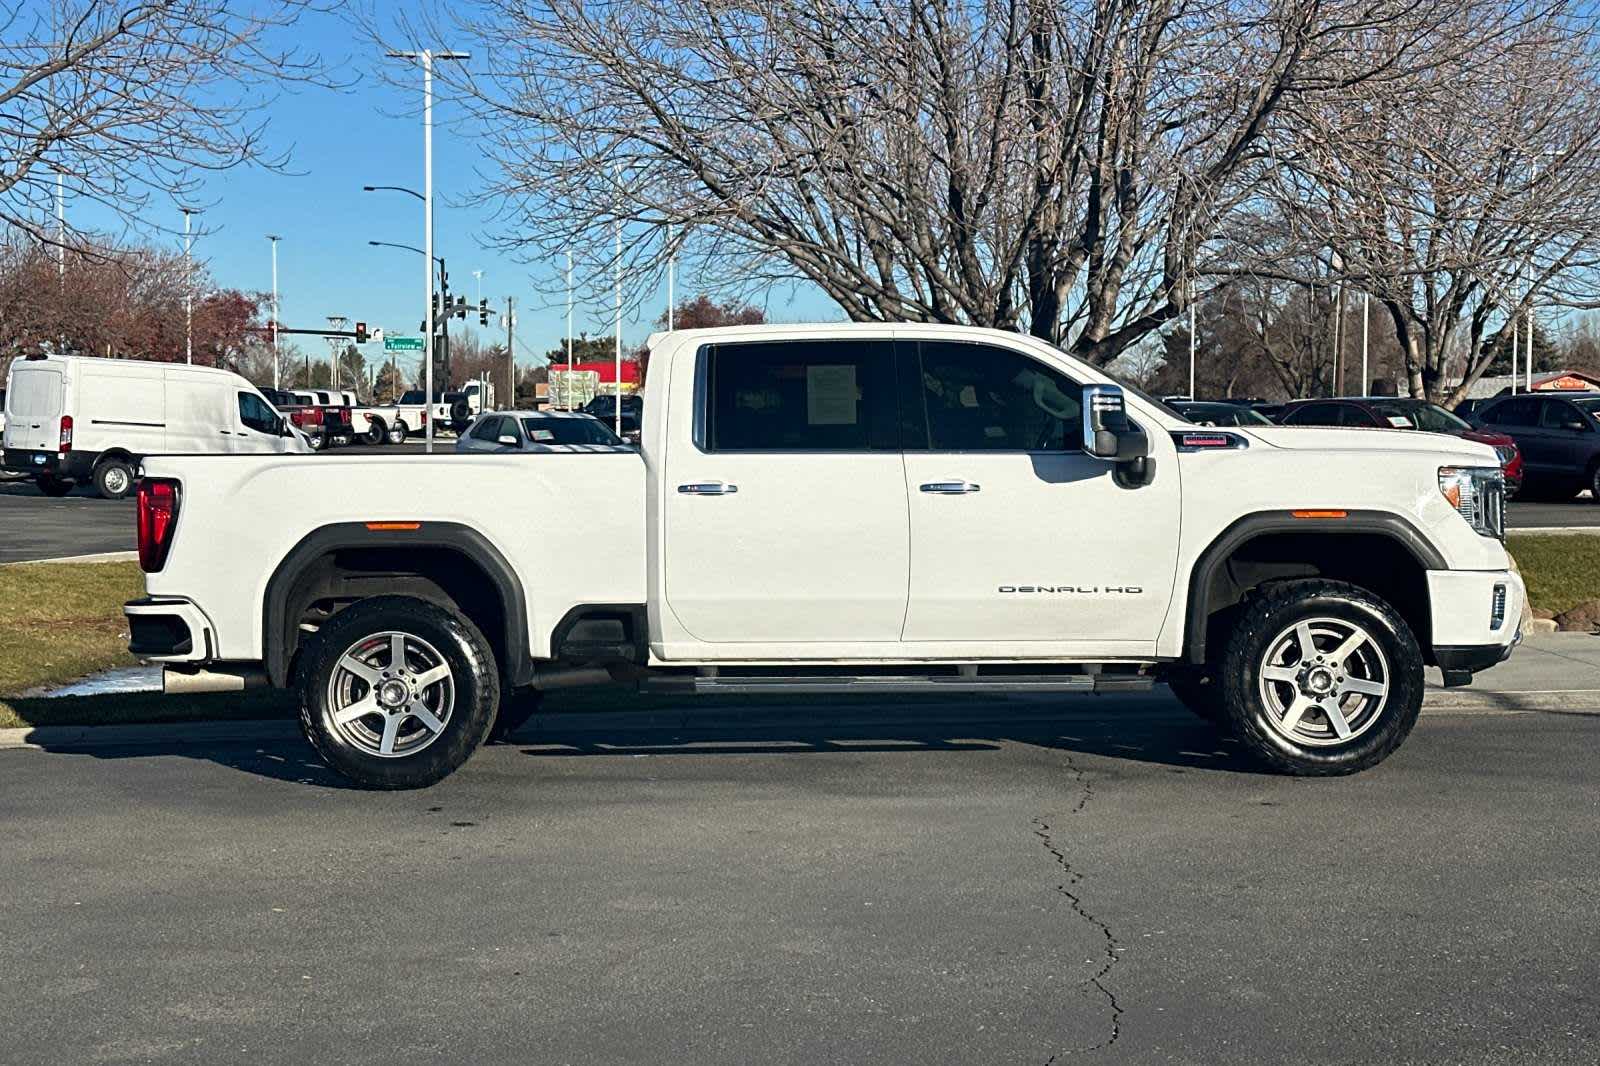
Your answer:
267,235 -> 281,389
1187,278 -> 1196,400
614,207 -> 623,436
181,207 -> 199,364
667,223 -> 675,331
566,249 -> 574,411
388,47 -> 469,453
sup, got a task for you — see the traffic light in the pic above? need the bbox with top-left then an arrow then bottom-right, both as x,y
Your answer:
354,322 -> 368,344
478,298 -> 489,327
454,296 -> 468,320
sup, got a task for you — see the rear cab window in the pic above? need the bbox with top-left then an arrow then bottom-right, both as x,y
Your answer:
701,340 -> 898,451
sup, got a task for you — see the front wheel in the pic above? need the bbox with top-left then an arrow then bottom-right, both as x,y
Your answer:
1219,580 -> 1423,776
386,421 -> 408,445
297,596 -> 500,789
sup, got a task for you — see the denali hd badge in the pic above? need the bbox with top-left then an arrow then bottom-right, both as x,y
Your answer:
999,585 -> 1143,594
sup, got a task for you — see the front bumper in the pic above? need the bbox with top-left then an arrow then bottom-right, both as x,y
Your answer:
1426,569 -> 1524,682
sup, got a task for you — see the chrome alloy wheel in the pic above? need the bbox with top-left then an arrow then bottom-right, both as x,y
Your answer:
324,631 -> 455,758
101,465 -> 130,496
1257,617 -> 1389,747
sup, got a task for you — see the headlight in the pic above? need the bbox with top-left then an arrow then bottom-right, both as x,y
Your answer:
1439,466 -> 1505,540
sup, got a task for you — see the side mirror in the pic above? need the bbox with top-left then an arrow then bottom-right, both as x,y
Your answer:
1081,383 -> 1154,487
497,434 -> 520,446
278,417 -> 291,437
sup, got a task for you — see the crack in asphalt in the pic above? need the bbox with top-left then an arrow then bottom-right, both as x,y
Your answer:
1034,757 -> 1123,1060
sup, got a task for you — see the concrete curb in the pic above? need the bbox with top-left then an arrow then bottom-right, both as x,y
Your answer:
2,550 -> 138,566
5,689 -> 1598,753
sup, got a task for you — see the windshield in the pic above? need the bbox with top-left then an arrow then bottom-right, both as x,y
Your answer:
1570,396 -> 1600,416
1368,400 -> 1468,432
522,417 -> 623,445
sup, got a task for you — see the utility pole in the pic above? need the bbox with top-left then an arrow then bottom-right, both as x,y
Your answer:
181,207 -> 199,364
565,249 -> 574,411
326,316 -> 348,391
267,235 -> 281,389
505,295 -> 515,406
1187,279 -> 1196,400
614,204 -> 623,436
1360,290 -> 1369,397
388,47 -> 468,453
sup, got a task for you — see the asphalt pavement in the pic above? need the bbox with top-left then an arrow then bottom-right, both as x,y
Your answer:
2,675 -> 1596,1065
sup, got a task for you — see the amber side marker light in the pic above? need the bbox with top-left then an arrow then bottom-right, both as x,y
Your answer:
1291,510 -> 1348,519
365,521 -> 421,531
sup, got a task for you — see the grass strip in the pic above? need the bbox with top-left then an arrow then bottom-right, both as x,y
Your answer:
1507,533 -> 1600,616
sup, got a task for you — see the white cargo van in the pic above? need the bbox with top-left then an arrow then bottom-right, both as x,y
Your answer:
1,355 -> 311,498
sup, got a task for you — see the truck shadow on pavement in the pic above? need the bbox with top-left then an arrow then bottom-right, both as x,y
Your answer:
19,699 -> 1264,785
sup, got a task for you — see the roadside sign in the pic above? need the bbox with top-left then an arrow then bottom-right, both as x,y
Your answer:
384,335 -> 424,352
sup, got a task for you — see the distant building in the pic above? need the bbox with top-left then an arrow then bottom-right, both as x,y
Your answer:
1459,370 -> 1600,399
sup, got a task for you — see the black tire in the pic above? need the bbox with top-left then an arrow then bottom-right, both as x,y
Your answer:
1218,579 -> 1423,776
365,418 -> 386,446
488,688 -> 545,744
387,421 -> 408,445
297,595 -> 500,789
306,433 -> 324,451
1165,664 -> 1226,725
35,474 -> 74,497
450,399 -> 471,424
92,457 -> 135,500
1587,461 -> 1600,503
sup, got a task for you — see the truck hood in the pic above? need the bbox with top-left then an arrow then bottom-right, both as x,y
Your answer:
1243,426 -> 1499,466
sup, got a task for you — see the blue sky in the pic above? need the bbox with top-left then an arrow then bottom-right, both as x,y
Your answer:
65,5 -> 837,373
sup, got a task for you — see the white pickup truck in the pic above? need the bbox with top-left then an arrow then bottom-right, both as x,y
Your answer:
125,324 -> 1522,789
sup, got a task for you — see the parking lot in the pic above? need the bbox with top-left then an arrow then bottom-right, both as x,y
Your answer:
2,691 -> 1596,1065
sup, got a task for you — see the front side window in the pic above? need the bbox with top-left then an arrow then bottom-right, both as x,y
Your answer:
469,416 -> 505,442
1283,403 -> 1341,426
237,392 -> 279,434
1483,398 -> 1537,426
1540,401 -> 1587,430
909,341 -> 1082,451
704,340 -> 898,451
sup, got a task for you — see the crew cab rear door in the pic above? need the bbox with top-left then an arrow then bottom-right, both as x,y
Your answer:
897,337 -> 1181,654
660,338 -> 909,645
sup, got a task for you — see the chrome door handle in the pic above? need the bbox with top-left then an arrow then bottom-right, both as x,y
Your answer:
678,480 -> 738,495
920,480 -> 981,494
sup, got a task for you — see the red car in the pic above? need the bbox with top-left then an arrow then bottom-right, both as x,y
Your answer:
1276,397 -> 1523,497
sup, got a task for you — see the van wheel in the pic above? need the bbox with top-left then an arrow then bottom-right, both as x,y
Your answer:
93,457 -> 135,499
386,421 -> 408,445
1220,580 -> 1423,776
35,474 -> 74,497
297,596 -> 499,789
365,419 -> 387,445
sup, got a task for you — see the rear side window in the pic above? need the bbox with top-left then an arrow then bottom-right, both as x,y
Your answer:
1483,398 -> 1538,426
703,340 -> 898,451
907,341 -> 1081,451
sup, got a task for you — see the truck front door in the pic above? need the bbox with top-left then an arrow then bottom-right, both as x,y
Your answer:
897,338 -> 1181,655
661,338 -> 909,644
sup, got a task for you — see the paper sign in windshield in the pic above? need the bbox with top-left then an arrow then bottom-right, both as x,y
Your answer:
807,364 -> 858,425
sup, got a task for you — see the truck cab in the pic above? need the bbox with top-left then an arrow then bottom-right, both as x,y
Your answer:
125,324 -> 1522,788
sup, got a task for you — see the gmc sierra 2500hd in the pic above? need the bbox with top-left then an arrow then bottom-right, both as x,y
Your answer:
125,324 -> 1522,789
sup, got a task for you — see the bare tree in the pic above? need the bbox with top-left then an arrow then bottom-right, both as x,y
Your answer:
0,1 -> 330,249
427,0 -> 1540,365
1254,4 -> 1600,403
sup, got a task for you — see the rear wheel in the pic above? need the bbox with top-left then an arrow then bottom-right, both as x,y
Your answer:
297,596 -> 499,789
387,420 -> 408,445
306,433 -> 324,451
1219,580 -> 1423,776
92,457 -> 135,499
35,474 -> 73,497
365,418 -> 386,446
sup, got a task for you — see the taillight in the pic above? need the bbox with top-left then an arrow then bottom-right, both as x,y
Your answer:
59,414 -> 73,453
136,478 -> 181,573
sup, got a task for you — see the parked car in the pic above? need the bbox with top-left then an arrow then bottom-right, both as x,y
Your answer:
1277,397 -> 1523,496
261,389 -> 329,450
3,354 -> 309,498
1470,391 -> 1600,500
126,323 -> 1521,789
1168,400 -> 1275,427
582,392 -> 643,438
455,410 -> 627,454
